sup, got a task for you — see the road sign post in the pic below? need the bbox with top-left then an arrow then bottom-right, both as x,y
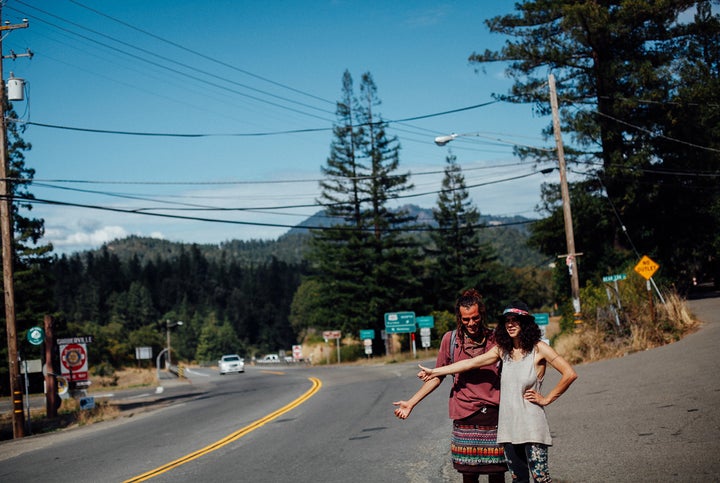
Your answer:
634,256 -> 661,325
359,330 -> 375,358
322,331 -> 342,364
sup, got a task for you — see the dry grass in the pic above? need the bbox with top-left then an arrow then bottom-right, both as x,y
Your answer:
552,286 -> 699,364
1,366 -> 159,440
93,367 -> 158,390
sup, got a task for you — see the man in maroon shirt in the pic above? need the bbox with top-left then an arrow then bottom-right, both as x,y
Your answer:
393,289 -> 506,483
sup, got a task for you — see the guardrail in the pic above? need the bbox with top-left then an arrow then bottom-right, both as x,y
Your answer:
168,364 -> 185,378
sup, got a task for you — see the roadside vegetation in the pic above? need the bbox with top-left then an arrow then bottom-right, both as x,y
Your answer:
0,288 -> 702,442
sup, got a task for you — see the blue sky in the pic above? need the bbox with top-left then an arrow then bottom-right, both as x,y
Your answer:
3,1 -> 558,254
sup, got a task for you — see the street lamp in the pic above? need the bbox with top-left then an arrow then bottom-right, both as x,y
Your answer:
165,320 -> 183,368
434,133 -> 459,146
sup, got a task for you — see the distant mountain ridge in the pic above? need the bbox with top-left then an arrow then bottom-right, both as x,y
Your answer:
90,205 -> 544,268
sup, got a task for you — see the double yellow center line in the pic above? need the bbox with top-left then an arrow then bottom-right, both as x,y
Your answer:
124,376 -> 322,482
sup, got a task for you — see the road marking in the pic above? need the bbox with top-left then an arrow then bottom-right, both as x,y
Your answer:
183,367 -> 210,377
123,376 -> 322,482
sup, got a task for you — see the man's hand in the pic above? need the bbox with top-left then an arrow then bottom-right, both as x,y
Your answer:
392,400 -> 413,419
417,364 -> 435,381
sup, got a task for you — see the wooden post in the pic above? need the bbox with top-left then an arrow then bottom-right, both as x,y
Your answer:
549,73 -> 582,318
44,315 -> 58,418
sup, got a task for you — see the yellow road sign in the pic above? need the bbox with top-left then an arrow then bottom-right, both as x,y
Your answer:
634,255 -> 659,280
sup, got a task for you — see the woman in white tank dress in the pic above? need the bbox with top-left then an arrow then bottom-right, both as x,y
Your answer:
419,301 -> 578,483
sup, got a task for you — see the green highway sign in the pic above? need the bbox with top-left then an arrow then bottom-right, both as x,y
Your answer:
359,329 -> 375,340
416,315 -> 435,328
533,313 -> 550,326
384,311 -> 416,334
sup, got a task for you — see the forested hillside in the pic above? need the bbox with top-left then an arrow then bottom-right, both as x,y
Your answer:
34,207 -> 544,369
99,207 -> 544,269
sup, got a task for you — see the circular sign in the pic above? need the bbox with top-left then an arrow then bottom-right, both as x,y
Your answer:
61,343 -> 87,371
56,375 -> 69,395
27,326 -> 45,345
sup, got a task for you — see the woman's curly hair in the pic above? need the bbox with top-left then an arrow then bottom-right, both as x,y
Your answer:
495,314 -> 541,355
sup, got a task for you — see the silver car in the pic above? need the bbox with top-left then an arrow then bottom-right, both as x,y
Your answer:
218,354 -> 245,374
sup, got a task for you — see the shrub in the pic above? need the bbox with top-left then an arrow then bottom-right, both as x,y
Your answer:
553,270 -> 697,363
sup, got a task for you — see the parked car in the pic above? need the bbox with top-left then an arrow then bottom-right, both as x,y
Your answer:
218,354 -> 245,374
259,354 -> 281,363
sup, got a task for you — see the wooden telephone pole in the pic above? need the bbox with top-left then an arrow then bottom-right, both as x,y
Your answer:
549,73 -> 582,320
0,6 -> 29,438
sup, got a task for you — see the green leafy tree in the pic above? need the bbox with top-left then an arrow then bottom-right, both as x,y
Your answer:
472,0 -> 718,297
289,279 -> 328,339
195,314 -> 242,363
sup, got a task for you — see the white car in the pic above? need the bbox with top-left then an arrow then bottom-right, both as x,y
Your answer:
259,354 -> 281,363
218,354 -> 245,374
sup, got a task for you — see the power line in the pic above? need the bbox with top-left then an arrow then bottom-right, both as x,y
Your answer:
591,109 -> 720,154
13,194 -> 537,232
25,166 -> 547,213
18,159 -> 547,186
67,0 -> 335,106
7,100 -> 527,138
9,2 -> 335,122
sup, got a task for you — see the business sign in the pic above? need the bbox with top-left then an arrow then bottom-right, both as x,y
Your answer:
60,343 -> 89,381
57,336 -> 94,345
384,312 -> 416,334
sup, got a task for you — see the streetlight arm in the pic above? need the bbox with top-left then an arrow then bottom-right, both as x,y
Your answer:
434,132 -> 555,152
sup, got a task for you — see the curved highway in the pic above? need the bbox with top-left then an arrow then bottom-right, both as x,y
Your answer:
0,295 -> 718,482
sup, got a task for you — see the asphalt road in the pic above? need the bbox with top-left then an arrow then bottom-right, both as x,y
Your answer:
0,295 -> 718,482
547,294 -> 720,482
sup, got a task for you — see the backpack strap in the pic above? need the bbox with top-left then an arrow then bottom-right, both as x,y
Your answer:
449,329 -> 457,364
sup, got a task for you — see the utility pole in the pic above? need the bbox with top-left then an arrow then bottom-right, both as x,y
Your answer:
548,73 -> 582,321
0,6 -> 29,439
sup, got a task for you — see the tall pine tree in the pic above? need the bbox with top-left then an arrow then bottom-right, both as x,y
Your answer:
306,71 -> 422,345
429,152 -> 506,313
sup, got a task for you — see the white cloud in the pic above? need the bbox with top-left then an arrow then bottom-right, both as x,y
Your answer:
52,225 -> 128,250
